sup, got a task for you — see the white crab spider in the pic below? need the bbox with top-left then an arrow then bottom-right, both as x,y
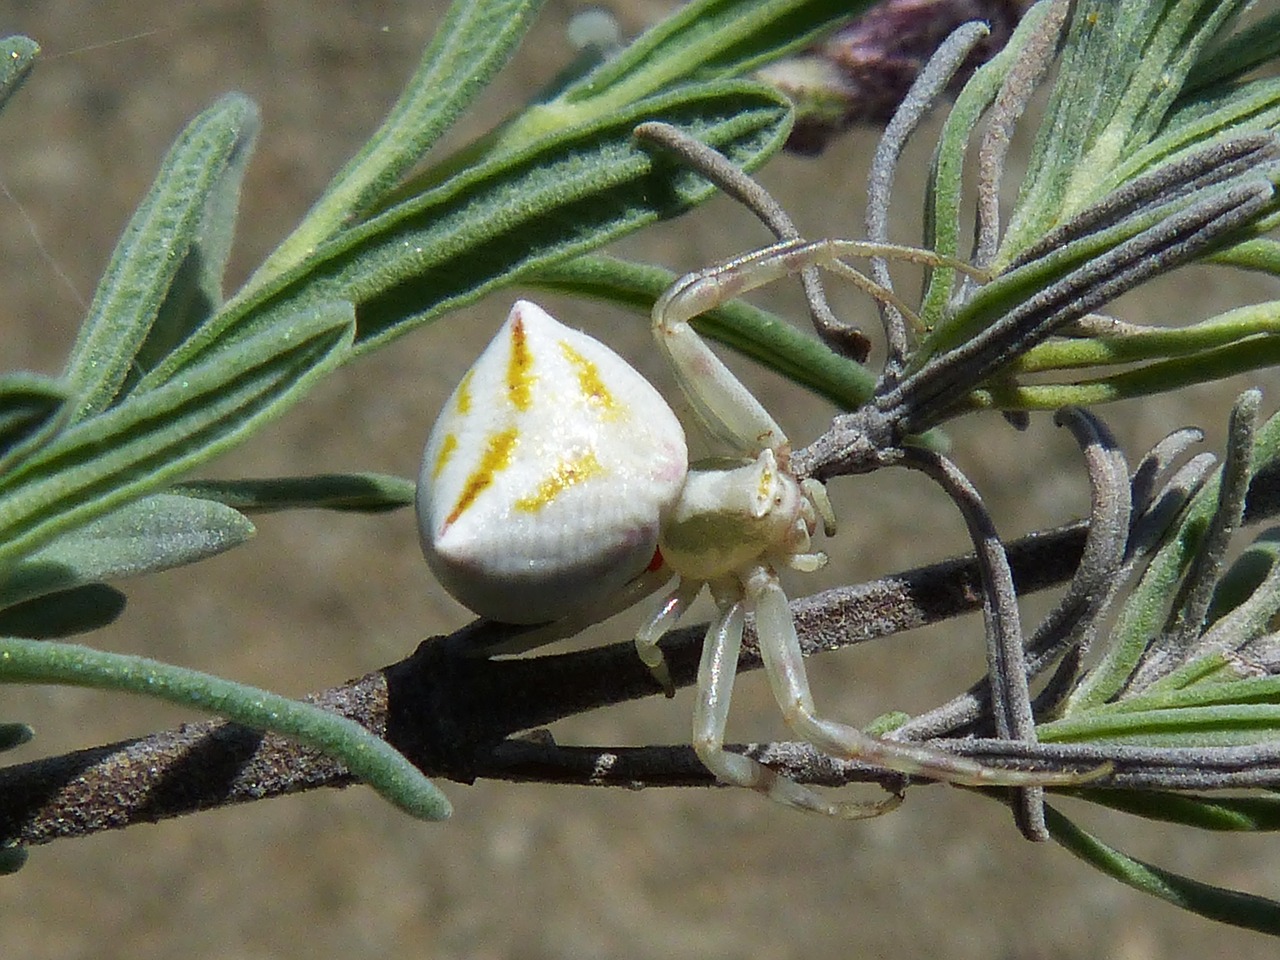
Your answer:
419,299 -> 687,626
417,287 -> 1081,817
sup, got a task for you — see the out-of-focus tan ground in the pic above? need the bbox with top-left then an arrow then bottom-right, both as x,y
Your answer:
3,3 -> 1278,958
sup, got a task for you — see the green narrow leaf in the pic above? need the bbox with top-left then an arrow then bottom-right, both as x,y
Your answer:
0,584 -> 126,638
62,94 -> 261,420
1210,235 -> 1280,273
1184,9 -> 1280,95
0,636 -> 452,821
400,0 -> 868,190
1010,302 -> 1280,374
1073,791 -> 1280,831
529,254 -> 876,409
256,0 -> 547,283
0,494 -> 254,609
558,0 -> 868,109
173,473 -> 416,513
0,36 -> 39,113
1045,805 -> 1280,934
1000,0 -> 1140,251
0,722 -> 33,752
0,373 -> 70,475
1003,0 -> 1250,260
1041,703 -> 1280,747
920,1 -> 1061,324
145,82 -> 791,378
1098,75 -> 1280,200
351,84 -> 791,352
1068,407 -> 1280,710
1205,527 -> 1280,625
971,334 -> 1280,410
1069,671 -> 1280,714
0,301 -> 354,568
124,97 -> 262,389
921,169 -> 1259,366
1127,651 -> 1244,695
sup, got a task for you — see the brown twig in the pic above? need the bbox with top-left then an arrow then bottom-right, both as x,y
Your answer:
0,517 -> 1088,847
6,460 -> 1280,849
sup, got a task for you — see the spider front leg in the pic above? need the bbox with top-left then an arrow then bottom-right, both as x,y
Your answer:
635,577 -> 702,697
747,566 -> 1100,793
693,572 -> 901,819
651,244 -> 799,456
650,236 -> 984,451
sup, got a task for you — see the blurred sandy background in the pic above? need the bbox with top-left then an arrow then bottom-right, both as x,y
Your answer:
2,2 -> 1279,958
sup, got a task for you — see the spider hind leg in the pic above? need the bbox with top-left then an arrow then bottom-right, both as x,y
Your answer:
693,585 -> 901,819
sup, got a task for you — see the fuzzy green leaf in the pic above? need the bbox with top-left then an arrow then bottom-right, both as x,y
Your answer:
1210,235 -> 1280,273
970,315 -> 1280,410
123,100 -> 261,390
1041,703 -> 1280,748
0,494 -> 254,609
1205,528 -> 1280,624
0,36 -> 38,113
62,94 -> 261,419
174,473 -> 415,513
1001,0 -> 1251,263
1184,9 -> 1280,95
0,374 -> 70,476
1064,401 -> 1280,711
1100,75 -> 1280,202
258,0 -> 547,280
0,584 -> 126,639
1009,302 -> 1280,374
920,172 -> 1273,367
145,82 -> 790,378
561,0 -> 866,107
1067,406 -> 1280,710
0,301 -> 354,568
0,637 -> 451,821
401,0 -> 868,190
920,3 -> 1057,326
1045,805 -> 1280,934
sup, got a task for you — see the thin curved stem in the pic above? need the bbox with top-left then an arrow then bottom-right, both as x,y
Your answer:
633,121 -> 869,362
867,21 -> 991,368
894,406 -> 1133,742
896,444 -> 1046,838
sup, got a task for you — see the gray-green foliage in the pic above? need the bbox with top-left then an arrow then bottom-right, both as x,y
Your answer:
2,0 -> 1280,932
0,0 -> 875,837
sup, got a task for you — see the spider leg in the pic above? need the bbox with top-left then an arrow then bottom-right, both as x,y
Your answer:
800,477 -> 836,536
651,246 -> 795,455
651,236 -> 981,456
634,120 -> 869,362
481,563 -> 674,657
692,585 -> 900,818
746,565 -> 1091,792
635,576 -> 704,697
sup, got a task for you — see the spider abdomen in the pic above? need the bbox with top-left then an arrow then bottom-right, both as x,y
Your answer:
417,300 -> 688,624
